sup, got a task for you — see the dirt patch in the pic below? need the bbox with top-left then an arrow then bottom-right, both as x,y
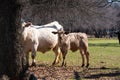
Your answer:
26,63 -> 120,80
27,65 -> 82,80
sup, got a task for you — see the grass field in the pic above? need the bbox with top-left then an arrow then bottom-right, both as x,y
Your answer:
89,38 -> 120,68
29,38 -> 120,79
32,38 -> 120,68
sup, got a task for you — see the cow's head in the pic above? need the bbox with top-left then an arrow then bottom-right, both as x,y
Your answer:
22,22 -> 32,28
21,22 -> 33,41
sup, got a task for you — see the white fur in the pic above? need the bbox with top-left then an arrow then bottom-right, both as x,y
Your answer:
22,21 -> 63,65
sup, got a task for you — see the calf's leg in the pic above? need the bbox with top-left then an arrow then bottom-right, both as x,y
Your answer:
86,51 -> 90,67
80,50 -> 85,67
84,50 -> 90,68
61,50 -> 67,67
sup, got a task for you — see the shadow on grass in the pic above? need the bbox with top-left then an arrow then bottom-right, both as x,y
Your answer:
89,43 -> 120,47
74,71 -> 81,80
75,67 -> 120,79
29,63 -> 120,80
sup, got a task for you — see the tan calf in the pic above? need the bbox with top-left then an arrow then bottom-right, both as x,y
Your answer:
52,29 -> 90,67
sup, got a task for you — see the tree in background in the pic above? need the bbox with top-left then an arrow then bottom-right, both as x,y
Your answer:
0,0 -> 28,80
22,0 -> 120,37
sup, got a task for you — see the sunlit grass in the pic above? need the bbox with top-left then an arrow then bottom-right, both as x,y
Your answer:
30,38 -> 120,68
28,38 -> 120,80
89,38 -> 120,68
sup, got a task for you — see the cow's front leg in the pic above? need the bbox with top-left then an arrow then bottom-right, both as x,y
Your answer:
31,51 -> 36,66
26,53 -> 29,67
31,43 -> 38,66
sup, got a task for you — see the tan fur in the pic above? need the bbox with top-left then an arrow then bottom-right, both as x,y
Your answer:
61,33 -> 88,52
53,30 -> 90,67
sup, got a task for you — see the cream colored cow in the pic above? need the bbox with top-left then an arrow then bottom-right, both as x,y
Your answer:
22,21 -> 63,66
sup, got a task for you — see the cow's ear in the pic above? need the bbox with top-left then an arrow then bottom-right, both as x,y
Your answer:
24,22 -> 32,27
52,32 -> 58,34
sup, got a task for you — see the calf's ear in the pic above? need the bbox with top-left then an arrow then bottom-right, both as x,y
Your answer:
64,31 -> 69,34
52,32 -> 58,34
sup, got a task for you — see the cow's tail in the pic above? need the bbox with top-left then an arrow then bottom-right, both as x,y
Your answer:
59,51 -> 63,61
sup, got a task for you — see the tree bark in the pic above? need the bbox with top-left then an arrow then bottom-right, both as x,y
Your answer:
0,0 -> 28,80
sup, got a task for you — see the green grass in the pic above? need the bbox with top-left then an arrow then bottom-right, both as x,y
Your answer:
29,38 -> 120,79
89,38 -> 120,68
30,38 -> 120,68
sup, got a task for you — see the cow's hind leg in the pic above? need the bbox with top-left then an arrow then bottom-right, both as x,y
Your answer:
52,47 -> 62,65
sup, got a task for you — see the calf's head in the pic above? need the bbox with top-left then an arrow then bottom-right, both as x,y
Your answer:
52,29 -> 69,41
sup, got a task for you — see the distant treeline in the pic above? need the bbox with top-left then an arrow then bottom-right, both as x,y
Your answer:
22,0 -> 120,38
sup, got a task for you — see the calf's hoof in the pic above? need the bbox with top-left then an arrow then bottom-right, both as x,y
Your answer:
61,62 -> 67,67
31,62 -> 36,67
52,62 -> 56,66
64,62 -> 67,67
81,64 -> 85,67
86,63 -> 89,68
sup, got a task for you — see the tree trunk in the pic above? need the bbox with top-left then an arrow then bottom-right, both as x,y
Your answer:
0,0 -> 28,80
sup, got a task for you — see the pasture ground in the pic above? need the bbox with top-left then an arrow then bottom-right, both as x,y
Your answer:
27,38 -> 120,80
